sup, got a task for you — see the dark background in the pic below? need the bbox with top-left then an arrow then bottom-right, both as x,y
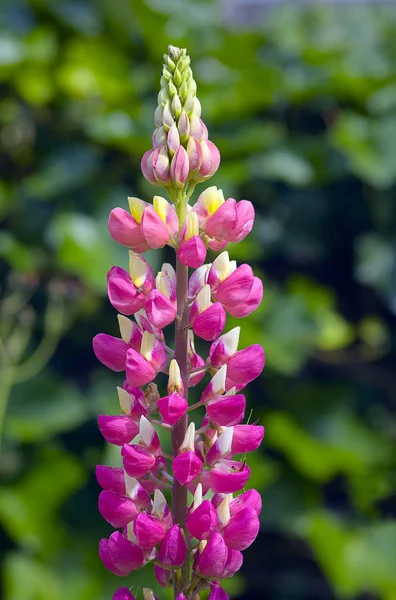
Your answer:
1,1 -> 396,599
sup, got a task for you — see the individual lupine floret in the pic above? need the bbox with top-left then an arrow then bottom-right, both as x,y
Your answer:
98,489 -> 138,528
145,264 -> 177,329
112,588 -> 136,600
140,195 -> 179,249
99,531 -> 145,576
189,284 -> 226,342
194,532 -> 228,578
186,483 -> 217,540
209,459 -> 251,494
125,332 -> 167,387
121,417 -> 161,478
207,335 -> 265,391
208,251 -> 255,309
177,211 -> 207,268
158,359 -> 188,425
92,314 -> 142,371
172,422 -> 203,485
192,186 -> 255,248
157,524 -> 187,568
216,494 -> 260,551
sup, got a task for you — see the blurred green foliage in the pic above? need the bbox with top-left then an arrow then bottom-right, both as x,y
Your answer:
1,1 -> 396,599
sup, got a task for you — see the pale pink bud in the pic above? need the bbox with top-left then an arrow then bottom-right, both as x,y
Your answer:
98,490 -> 138,528
205,198 -> 238,240
162,102 -> 174,129
214,264 -> 254,308
98,415 -> 139,446
154,565 -> 173,588
99,531 -> 144,576
173,451 -> 202,485
231,424 -> 264,454
223,507 -> 260,550
223,548 -> 243,578
108,208 -> 149,253
206,394 -> 246,427
141,206 -> 170,248
133,513 -> 166,549
186,499 -> 217,540
190,114 -> 205,138
178,236 -> 207,269
167,123 -> 180,154
197,139 -> 220,179
168,358 -> 183,394
112,588 -> 136,600
121,444 -> 156,478
230,489 -> 262,516
186,136 -> 202,173
141,149 -> 158,185
226,345 -> 265,391
209,327 -> 240,368
227,200 -> 255,243
158,524 -> 186,567
158,392 -> 188,426
107,266 -> 145,315
178,111 -> 190,142
225,276 -> 263,318
145,290 -> 176,329
209,459 -> 251,494
170,145 -> 189,188
209,585 -> 230,600
152,146 -> 170,184
152,126 -> 167,148
196,533 -> 228,578
93,334 -> 128,371
125,348 -> 156,387
96,465 -> 126,495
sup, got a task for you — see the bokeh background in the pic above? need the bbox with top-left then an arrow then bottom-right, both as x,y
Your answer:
1,0 -> 396,599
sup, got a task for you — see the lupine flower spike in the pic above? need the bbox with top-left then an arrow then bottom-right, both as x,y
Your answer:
94,45 -> 265,599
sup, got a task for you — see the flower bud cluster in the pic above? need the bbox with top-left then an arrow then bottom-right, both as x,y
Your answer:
141,46 -> 220,193
93,46 -> 265,600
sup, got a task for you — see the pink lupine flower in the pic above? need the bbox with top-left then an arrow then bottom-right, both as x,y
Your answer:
223,506 -> 260,551
208,584 -> 230,600
99,531 -> 145,576
97,414 -> 139,446
223,548 -> 244,578
227,199 -> 255,243
96,465 -> 126,495
196,532 -> 228,578
134,513 -> 166,549
108,207 -> 149,253
98,490 -> 138,528
107,266 -> 145,315
187,499 -> 217,540
231,424 -> 265,454
206,393 -> 246,427
121,444 -> 156,478
225,276 -> 263,318
158,524 -> 186,567
112,588 -> 136,600
94,45 -> 264,596
229,489 -> 262,516
178,212 -> 207,268
92,334 -> 129,372
190,284 -> 226,341
225,344 -> 265,391
173,423 -> 203,485
209,327 -> 240,368
158,391 -> 188,425
154,565 -> 173,588
209,459 -> 251,494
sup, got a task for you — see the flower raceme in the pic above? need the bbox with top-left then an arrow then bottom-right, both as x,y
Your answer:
93,45 -> 265,600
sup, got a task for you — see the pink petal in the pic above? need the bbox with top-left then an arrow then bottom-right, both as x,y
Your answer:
93,334 -> 128,371
98,414 -> 139,446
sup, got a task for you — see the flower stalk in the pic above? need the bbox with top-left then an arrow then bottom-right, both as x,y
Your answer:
93,45 -> 265,600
